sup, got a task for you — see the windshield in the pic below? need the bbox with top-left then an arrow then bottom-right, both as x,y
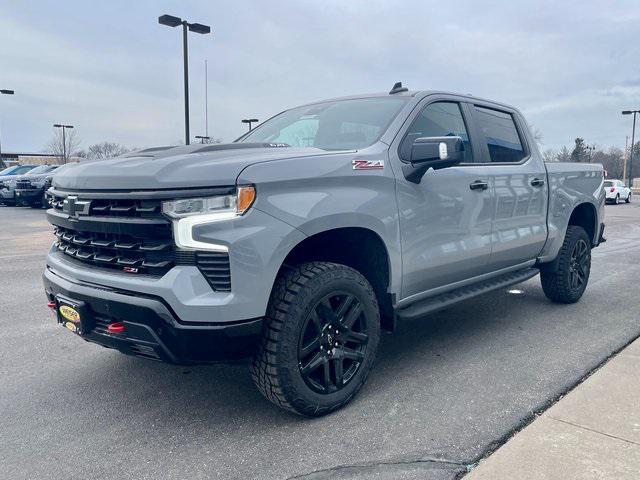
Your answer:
27,165 -> 57,175
1,165 -> 33,175
603,181 -> 614,187
239,97 -> 409,150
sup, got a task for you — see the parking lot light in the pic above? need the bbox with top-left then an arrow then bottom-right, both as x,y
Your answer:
1,89 -> 15,165
241,118 -> 259,132
53,124 -> 74,164
622,109 -> 639,189
158,14 -> 212,146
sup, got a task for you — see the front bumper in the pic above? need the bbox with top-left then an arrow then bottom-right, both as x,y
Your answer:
0,188 -> 15,201
15,188 -> 42,201
43,267 -> 263,363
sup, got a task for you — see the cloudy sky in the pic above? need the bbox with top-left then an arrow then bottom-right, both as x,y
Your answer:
1,0 -> 639,154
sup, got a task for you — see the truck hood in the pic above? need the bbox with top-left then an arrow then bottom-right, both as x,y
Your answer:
53,143 -> 344,191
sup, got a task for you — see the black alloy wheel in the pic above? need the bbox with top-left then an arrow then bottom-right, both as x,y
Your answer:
298,293 -> 369,394
251,262 -> 381,416
540,225 -> 592,303
568,238 -> 590,292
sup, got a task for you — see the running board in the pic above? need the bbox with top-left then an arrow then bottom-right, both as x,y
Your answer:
396,267 -> 540,321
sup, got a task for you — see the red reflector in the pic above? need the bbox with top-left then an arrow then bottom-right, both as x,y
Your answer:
47,301 -> 56,309
107,322 -> 126,334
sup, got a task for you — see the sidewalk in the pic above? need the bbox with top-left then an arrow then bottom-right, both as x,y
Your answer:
465,337 -> 640,479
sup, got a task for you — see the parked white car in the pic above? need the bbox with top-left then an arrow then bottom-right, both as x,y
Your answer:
604,179 -> 631,204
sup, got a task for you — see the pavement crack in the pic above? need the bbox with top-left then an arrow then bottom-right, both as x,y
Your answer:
548,417 -> 640,447
286,456 -> 471,479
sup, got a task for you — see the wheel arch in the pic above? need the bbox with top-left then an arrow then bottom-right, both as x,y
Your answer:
568,202 -> 598,245
274,226 -> 396,331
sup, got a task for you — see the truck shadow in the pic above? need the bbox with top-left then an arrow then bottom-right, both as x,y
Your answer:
65,278 -> 553,428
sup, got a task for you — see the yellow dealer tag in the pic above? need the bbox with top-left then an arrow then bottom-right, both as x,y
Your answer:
59,305 -> 80,323
64,321 -> 77,333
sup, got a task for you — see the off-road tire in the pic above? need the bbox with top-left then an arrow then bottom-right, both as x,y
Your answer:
250,262 -> 380,416
540,225 -> 591,304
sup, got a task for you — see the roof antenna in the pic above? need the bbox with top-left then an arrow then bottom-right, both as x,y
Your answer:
389,82 -> 408,94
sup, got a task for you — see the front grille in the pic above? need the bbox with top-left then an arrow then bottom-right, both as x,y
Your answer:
47,191 -> 232,291
50,196 -> 162,219
16,179 -> 32,189
54,225 -> 192,275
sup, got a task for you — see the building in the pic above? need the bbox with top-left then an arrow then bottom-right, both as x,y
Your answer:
0,152 -> 80,168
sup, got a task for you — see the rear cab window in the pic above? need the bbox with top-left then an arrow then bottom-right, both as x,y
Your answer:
473,106 -> 527,163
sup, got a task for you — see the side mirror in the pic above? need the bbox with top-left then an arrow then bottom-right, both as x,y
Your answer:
401,136 -> 465,183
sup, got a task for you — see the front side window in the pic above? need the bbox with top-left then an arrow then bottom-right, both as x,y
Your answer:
405,102 -> 473,163
240,97 -> 409,150
473,106 -> 526,163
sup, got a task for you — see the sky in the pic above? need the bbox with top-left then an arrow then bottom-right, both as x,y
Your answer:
1,0 -> 639,154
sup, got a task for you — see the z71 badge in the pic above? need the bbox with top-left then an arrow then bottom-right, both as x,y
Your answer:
352,159 -> 384,170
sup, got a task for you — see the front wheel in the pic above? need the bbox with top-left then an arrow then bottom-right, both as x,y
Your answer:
614,194 -> 620,205
626,192 -> 632,204
251,262 -> 381,416
540,225 -> 591,303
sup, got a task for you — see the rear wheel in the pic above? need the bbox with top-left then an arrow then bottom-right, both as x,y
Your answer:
540,225 -> 591,303
251,262 -> 380,416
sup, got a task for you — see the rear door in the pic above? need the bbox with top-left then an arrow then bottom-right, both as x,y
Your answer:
468,104 -> 548,270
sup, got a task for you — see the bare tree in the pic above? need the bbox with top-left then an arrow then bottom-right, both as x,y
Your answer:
556,146 -> 572,162
542,148 -> 558,162
85,142 -> 132,160
46,128 -> 81,164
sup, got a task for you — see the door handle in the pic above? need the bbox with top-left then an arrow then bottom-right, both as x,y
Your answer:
530,178 -> 545,187
469,180 -> 489,191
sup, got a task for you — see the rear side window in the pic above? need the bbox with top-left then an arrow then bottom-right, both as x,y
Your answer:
406,102 -> 473,163
474,106 -> 526,163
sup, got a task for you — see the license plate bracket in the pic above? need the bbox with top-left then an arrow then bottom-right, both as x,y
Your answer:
56,295 -> 93,335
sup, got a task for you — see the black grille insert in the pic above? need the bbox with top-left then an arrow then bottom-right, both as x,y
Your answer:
196,252 -> 232,291
54,225 -> 192,275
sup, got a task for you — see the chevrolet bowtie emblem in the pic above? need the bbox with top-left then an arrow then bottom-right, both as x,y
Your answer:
62,196 -> 91,219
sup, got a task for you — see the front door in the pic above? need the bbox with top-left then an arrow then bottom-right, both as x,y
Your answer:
392,99 -> 494,300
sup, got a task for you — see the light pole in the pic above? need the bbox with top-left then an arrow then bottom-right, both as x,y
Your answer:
195,135 -> 210,144
623,110 -> 639,189
158,14 -> 211,146
585,144 -> 595,163
242,118 -> 259,132
0,89 -> 14,166
53,124 -> 74,164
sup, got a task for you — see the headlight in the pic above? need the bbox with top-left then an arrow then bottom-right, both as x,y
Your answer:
162,186 -> 255,219
162,186 -> 256,252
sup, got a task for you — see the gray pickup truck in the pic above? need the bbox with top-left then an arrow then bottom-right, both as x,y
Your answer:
43,84 -> 605,416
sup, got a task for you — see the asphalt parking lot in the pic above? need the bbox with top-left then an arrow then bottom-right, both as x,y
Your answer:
1,202 -> 639,480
